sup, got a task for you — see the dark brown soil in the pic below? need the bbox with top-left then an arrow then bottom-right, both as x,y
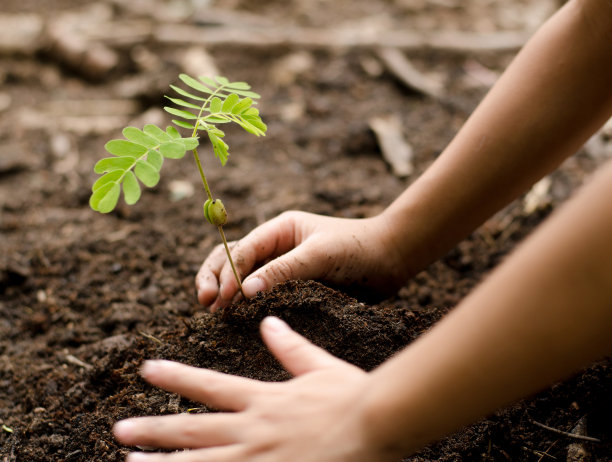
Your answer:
1,0 -> 611,461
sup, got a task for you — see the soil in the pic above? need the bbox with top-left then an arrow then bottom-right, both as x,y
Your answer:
1,0 -> 611,461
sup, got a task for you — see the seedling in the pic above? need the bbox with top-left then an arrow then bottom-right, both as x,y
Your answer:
89,74 -> 267,295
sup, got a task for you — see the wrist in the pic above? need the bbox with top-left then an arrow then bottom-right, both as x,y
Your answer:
354,373 -> 422,460
377,199 -> 437,279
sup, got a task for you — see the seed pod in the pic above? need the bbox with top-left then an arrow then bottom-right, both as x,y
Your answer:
203,198 -> 228,226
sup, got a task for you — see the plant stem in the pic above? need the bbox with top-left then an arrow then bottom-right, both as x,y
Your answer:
189,89 -> 246,299
192,146 -> 245,298
192,148 -> 213,200
217,225 -> 246,298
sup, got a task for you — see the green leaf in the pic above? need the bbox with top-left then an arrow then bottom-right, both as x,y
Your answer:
225,81 -> 251,90
214,145 -> 229,166
207,127 -> 225,137
181,137 -> 200,150
122,127 -> 159,149
90,182 -> 111,209
94,156 -> 135,174
92,170 -> 122,192
203,115 -> 231,124
147,149 -> 164,170
165,96 -> 201,110
244,115 -> 268,134
222,93 -> 239,113
215,76 -> 230,86
172,120 -> 196,130
237,120 -> 263,136
242,107 -> 260,116
229,89 -> 261,99
90,182 -> 120,213
231,97 -> 253,115
105,140 -> 148,157
134,160 -> 160,187
235,114 -> 267,136
122,171 -> 141,205
209,133 -> 229,165
180,74 -> 214,94
164,106 -> 198,120
209,97 -> 222,114
199,76 -> 217,88
143,124 -> 172,142
166,126 -> 181,139
159,141 -> 187,159
169,85 -> 207,102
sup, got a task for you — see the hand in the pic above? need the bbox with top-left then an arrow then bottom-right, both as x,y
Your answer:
196,211 -> 408,310
113,317 -> 391,462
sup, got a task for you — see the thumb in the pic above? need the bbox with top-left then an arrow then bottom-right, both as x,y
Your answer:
260,317 -> 343,376
241,243 -> 327,298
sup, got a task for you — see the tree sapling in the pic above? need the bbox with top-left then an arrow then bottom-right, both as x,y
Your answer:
89,74 -> 267,295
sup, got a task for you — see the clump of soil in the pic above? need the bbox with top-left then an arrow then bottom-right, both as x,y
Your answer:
2,280 -> 611,461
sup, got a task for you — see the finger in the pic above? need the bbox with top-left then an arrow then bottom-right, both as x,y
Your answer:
114,413 -> 239,449
141,360 -> 265,411
124,445 -> 246,462
260,317 -> 345,376
196,244 -> 230,306
208,290 -> 239,312
217,212 -> 305,300
241,241 -> 331,298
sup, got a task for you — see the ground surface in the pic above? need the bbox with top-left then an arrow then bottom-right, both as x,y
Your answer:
1,0 -> 611,461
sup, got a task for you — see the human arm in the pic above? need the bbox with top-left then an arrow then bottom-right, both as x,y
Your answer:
380,0 -> 612,278
360,156 -> 612,456
196,0 -> 612,309
115,156 -> 612,462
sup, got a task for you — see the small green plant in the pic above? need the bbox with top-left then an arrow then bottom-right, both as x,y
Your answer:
89,74 -> 267,295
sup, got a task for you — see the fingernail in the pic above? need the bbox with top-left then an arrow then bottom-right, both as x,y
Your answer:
262,316 -> 288,333
114,420 -> 135,439
140,360 -> 164,379
126,453 -> 151,461
242,277 -> 266,297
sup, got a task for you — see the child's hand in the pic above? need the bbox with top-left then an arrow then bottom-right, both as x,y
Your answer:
196,211 -> 408,310
114,317 -> 393,462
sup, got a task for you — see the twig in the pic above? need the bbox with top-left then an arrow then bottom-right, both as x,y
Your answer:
377,47 -> 444,100
537,441 -> 557,462
369,114 -> 414,178
522,445 -> 557,460
155,24 -> 530,53
192,7 -> 275,28
139,331 -> 164,345
531,420 -> 601,443
63,354 -> 94,370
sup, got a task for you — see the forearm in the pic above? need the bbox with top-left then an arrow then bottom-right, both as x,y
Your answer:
381,0 -> 612,276
362,159 -> 612,458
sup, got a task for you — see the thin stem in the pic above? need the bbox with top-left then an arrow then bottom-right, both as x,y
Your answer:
190,86 -> 226,200
531,420 -> 601,443
186,82 -> 245,298
192,148 -> 213,200
192,147 -> 242,295
217,225 -> 246,298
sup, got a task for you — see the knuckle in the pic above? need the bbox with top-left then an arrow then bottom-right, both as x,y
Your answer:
282,337 -> 313,361
278,209 -> 305,224
182,419 -> 201,440
266,258 -> 296,282
214,243 -> 227,255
